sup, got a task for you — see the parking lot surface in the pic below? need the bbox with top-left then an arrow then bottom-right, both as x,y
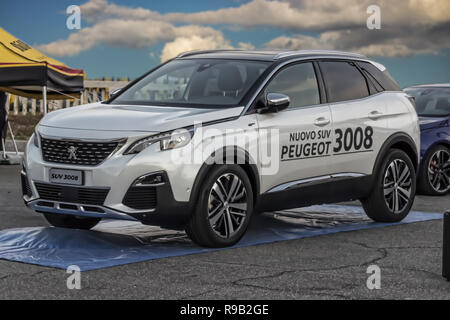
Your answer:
0,165 -> 449,299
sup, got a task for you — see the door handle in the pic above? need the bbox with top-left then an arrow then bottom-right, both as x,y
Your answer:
368,110 -> 384,120
314,117 -> 330,126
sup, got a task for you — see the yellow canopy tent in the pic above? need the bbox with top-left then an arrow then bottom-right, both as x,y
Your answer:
0,27 -> 86,113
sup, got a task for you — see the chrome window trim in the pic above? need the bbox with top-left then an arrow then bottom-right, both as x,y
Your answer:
323,90 -> 403,108
242,56 -> 401,116
277,90 -> 398,113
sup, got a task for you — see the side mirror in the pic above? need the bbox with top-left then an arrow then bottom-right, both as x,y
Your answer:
257,93 -> 290,114
110,88 -> 122,96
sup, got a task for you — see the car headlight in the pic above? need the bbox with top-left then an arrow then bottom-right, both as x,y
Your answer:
123,128 -> 193,155
32,130 -> 40,148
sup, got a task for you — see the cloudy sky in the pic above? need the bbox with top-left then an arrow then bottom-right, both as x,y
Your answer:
2,0 -> 450,86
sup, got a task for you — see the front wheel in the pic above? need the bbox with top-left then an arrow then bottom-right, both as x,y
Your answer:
362,149 -> 416,222
43,212 -> 101,230
186,165 -> 254,248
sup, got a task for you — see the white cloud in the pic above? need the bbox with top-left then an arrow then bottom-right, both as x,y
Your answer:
37,18 -> 224,57
265,26 -> 450,58
237,42 -> 255,50
37,0 -> 450,60
160,38 -> 255,62
408,0 -> 450,22
160,34 -> 232,62
162,0 -> 363,31
265,33 -> 421,57
162,0 -> 450,30
265,34 -> 333,51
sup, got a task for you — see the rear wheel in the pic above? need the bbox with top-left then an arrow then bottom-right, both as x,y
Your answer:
186,165 -> 253,248
362,149 -> 416,222
43,212 -> 101,230
418,145 -> 450,196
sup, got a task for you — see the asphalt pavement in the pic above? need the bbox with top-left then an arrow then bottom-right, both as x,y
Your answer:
0,164 -> 449,299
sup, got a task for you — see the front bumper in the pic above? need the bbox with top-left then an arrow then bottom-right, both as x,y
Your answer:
23,169 -> 192,229
22,128 -> 199,229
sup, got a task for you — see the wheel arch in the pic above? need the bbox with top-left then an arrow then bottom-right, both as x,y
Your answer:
373,133 -> 419,175
428,140 -> 450,152
189,146 -> 260,206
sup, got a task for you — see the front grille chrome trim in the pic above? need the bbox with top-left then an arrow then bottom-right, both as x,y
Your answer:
39,134 -> 126,166
39,134 -> 127,143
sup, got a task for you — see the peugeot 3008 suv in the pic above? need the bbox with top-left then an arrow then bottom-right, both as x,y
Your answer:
23,50 -> 420,247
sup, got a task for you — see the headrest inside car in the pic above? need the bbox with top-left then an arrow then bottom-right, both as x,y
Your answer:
436,98 -> 449,111
218,66 -> 244,91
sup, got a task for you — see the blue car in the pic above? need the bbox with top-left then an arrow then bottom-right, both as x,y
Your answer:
404,84 -> 450,195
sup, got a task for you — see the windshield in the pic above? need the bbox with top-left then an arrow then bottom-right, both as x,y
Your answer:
404,87 -> 450,117
111,59 -> 270,108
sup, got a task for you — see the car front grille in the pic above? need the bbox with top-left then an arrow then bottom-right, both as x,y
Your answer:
123,186 -> 157,210
35,182 -> 110,206
41,137 -> 121,166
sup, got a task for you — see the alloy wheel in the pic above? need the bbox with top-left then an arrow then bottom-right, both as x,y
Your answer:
208,173 -> 248,238
428,149 -> 450,193
383,159 -> 412,214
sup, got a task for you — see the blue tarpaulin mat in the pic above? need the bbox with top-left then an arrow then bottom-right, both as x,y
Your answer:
0,205 -> 443,271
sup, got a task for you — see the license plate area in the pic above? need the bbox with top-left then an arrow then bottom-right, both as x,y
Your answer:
49,169 -> 83,186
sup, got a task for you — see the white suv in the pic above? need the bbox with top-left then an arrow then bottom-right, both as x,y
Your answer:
22,50 -> 420,247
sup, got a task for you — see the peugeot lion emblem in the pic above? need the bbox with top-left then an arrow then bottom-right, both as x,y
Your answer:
67,146 -> 78,160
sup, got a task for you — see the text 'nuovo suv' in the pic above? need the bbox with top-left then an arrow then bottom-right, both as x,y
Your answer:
22,50 -> 420,247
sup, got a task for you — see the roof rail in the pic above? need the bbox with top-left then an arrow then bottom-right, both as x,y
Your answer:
176,49 -> 242,58
273,50 -> 367,60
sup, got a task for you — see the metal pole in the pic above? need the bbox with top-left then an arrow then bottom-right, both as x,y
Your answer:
1,92 -> 8,159
4,93 -> 18,155
443,211 -> 450,281
7,122 -> 19,155
43,86 -> 48,114
1,138 -> 5,159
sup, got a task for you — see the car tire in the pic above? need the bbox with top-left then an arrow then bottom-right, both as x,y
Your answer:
185,165 -> 254,248
417,145 -> 450,196
42,212 -> 101,230
362,149 -> 416,222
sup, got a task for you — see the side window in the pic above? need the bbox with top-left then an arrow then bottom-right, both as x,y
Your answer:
361,68 -> 384,94
357,61 -> 401,91
320,61 -> 369,103
266,62 -> 320,108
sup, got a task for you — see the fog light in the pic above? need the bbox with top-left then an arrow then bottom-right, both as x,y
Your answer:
133,172 -> 165,187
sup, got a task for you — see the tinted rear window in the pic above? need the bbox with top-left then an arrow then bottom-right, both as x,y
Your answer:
357,61 -> 401,91
320,61 -> 369,103
404,87 -> 450,117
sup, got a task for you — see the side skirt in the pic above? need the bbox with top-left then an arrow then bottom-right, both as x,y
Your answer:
255,175 -> 374,212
